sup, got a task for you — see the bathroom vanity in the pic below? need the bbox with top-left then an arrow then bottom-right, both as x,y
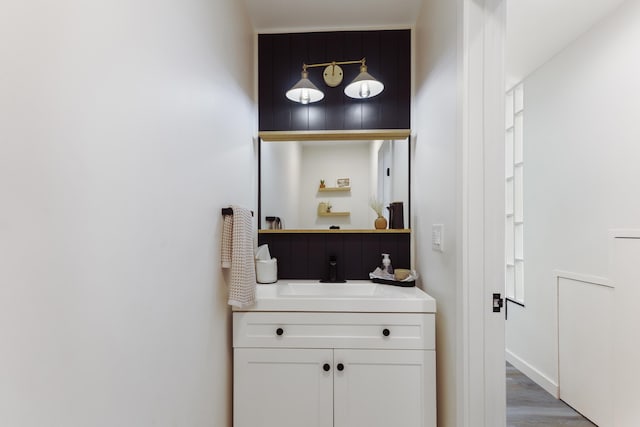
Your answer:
232,281 -> 436,427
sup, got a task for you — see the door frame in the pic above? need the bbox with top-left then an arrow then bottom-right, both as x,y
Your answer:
459,0 -> 506,426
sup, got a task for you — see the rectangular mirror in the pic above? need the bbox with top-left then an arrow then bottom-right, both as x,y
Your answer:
259,134 -> 410,231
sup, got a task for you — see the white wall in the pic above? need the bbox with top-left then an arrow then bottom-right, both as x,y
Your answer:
414,0 -> 461,425
0,1 -> 255,426
506,0 -> 640,394
392,140 -> 410,228
370,140 -> 385,223
612,234 -> 640,426
299,142 -> 371,229
261,141 -> 302,228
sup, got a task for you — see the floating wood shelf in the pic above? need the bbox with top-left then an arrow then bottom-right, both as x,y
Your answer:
318,211 -> 350,217
318,186 -> 351,192
258,129 -> 411,142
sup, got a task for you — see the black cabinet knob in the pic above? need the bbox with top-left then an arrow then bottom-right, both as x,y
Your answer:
337,363 -> 344,371
323,363 -> 331,372
276,328 -> 284,336
383,328 -> 391,337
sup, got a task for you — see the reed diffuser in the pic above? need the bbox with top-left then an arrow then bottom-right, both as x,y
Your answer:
369,197 -> 387,229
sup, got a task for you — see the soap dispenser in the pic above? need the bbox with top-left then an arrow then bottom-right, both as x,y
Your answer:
381,253 -> 394,275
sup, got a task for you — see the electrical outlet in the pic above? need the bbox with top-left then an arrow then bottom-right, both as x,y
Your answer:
432,224 -> 444,252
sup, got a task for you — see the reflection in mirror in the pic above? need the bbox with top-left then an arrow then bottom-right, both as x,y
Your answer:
260,138 -> 409,230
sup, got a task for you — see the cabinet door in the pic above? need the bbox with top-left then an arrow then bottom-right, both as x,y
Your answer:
333,349 -> 436,427
234,348 -> 333,427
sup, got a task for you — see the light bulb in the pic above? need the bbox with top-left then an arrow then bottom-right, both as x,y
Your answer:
359,82 -> 370,98
300,89 -> 310,104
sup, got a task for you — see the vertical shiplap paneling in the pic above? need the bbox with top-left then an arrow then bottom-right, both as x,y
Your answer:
289,238 -> 310,278
395,30 -> 412,126
258,30 -> 411,132
343,233 -> 364,278
307,234 -> 327,280
259,233 -> 410,280
273,33 -> 294,130
324,31 -> 347,130
258,34 -> 275,130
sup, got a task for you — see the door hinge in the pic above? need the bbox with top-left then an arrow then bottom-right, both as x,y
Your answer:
492,293 -> 504,313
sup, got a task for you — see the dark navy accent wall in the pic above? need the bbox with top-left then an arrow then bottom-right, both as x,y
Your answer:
258,232 -> 410,281
258,30 -> 411,132
257,30 -> 412,280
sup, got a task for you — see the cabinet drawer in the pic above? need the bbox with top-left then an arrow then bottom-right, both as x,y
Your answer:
233,312 -> 435,350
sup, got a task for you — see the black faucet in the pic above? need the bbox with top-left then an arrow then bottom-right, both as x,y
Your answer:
328,255 -> 337,282
320,255 -> 345,283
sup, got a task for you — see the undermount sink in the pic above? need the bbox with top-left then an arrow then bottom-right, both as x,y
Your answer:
233,280 -> 437,313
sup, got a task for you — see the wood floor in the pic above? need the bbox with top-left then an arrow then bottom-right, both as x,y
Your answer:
507,363 -> 596,427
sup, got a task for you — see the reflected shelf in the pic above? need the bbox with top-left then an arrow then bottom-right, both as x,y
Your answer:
318,186 -> 351,192
318,211 -> 350,217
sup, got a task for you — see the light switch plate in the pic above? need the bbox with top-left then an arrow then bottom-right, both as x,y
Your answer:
432,224 -> 444,252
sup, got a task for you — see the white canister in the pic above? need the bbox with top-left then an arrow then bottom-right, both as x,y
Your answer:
256,258 -> 278,284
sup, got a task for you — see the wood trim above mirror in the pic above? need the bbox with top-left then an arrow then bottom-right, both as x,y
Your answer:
259,129 -> 411,142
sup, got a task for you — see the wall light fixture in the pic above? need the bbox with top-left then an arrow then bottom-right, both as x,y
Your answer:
285,58 -> 384,104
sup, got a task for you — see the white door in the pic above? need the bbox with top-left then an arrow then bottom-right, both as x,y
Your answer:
462,0 -> 506,425
333,349 -> 436,427
234,348 -> 333,427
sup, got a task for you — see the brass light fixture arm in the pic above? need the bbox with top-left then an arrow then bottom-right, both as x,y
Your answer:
302,58 -> 366,72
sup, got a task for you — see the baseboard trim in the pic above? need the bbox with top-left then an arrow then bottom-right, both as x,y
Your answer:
506,349 -> 559,398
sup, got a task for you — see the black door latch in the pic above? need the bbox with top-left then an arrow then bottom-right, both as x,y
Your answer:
493,293 -> 504,313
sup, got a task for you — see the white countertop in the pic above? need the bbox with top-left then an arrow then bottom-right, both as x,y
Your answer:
232,280 -> 437,313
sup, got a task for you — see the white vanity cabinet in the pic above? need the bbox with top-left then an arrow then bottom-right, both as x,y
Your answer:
233,311 -> 436,427
234,347 -> 333,427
